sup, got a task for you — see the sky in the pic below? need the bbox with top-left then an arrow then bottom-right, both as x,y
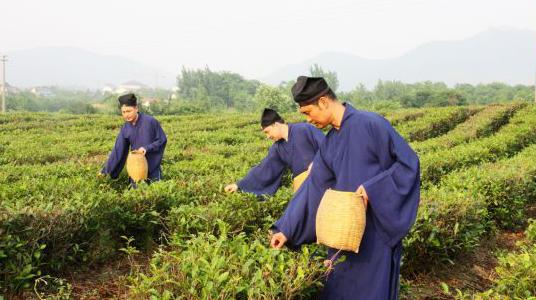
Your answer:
1,0 -> 535,79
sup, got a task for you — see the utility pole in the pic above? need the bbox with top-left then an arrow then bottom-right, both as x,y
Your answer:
1,55 -> 6,113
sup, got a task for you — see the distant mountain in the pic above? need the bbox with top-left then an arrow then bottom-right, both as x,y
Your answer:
5,47 -> 175,89
264,28 -> 536,90
4,29 -> 536,91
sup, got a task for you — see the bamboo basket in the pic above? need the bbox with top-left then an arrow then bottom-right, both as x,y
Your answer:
292,170 -> 309,193
316,189 -> 367,253
126,150 -> 148,182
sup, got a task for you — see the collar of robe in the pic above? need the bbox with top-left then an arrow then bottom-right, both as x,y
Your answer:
274,123 -> 293,143
130,113 -> 142,127
334,102 -> 355,131
284,123 -> 293,142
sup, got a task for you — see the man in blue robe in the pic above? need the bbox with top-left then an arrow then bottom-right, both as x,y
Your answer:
224,108 -> 324,196
270,77 -> 420,299
101,93 -> 167,182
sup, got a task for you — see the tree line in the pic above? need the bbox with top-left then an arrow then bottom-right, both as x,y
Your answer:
5,64 -> 535,114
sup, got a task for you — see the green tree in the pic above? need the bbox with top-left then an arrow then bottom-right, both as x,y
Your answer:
177,66 -> 260,110
340,83 -> 374,105
254,85 -> 295,113
373,80 -> 409,102
309,64 -> 339,92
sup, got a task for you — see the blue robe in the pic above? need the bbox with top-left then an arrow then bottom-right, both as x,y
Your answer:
102,113 -> 167,181
238,123 -> 324,196
274,104 -> 420,299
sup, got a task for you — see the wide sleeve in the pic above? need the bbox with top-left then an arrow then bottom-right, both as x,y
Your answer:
308,126 -> 325,151
144,119 -> 167,153
101,127 -> 130,179
237,145 -> 287,196
362,118 -> 420,247
272,147 -> 335,247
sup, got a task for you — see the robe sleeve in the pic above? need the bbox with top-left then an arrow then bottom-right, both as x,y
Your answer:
101,127 -> 130,179
308,125 -> 325,151
237,144 -> 287,196
144,119 -> 167,153
272,148 -> 335,247
362,118 -> 420,247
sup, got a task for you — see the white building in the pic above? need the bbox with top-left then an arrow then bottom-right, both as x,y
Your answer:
141,97 -> 158,108
115,81 -> 148,95
30,86 -> 54,97
100,84 -> 116,94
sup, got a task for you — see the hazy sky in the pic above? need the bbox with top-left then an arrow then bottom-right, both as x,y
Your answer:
1,0 -> 535,79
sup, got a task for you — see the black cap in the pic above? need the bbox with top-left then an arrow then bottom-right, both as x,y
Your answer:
261,108 -> 284,129
118,93 -> 137,108
291,76 -> 330,105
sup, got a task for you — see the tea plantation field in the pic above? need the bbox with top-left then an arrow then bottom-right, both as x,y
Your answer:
1,103 -> 535,299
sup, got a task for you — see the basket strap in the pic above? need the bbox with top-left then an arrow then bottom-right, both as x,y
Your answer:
355,190 -> 368,208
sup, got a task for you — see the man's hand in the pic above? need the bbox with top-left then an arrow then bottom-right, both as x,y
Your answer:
137,147 -> 147,155
224,183 -> 238,193
270,232 -> 288,249
307,163 -> 313,172
356,185 -> 369,207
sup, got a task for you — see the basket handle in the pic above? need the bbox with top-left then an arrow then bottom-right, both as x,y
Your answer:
355,186 -> 368,208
